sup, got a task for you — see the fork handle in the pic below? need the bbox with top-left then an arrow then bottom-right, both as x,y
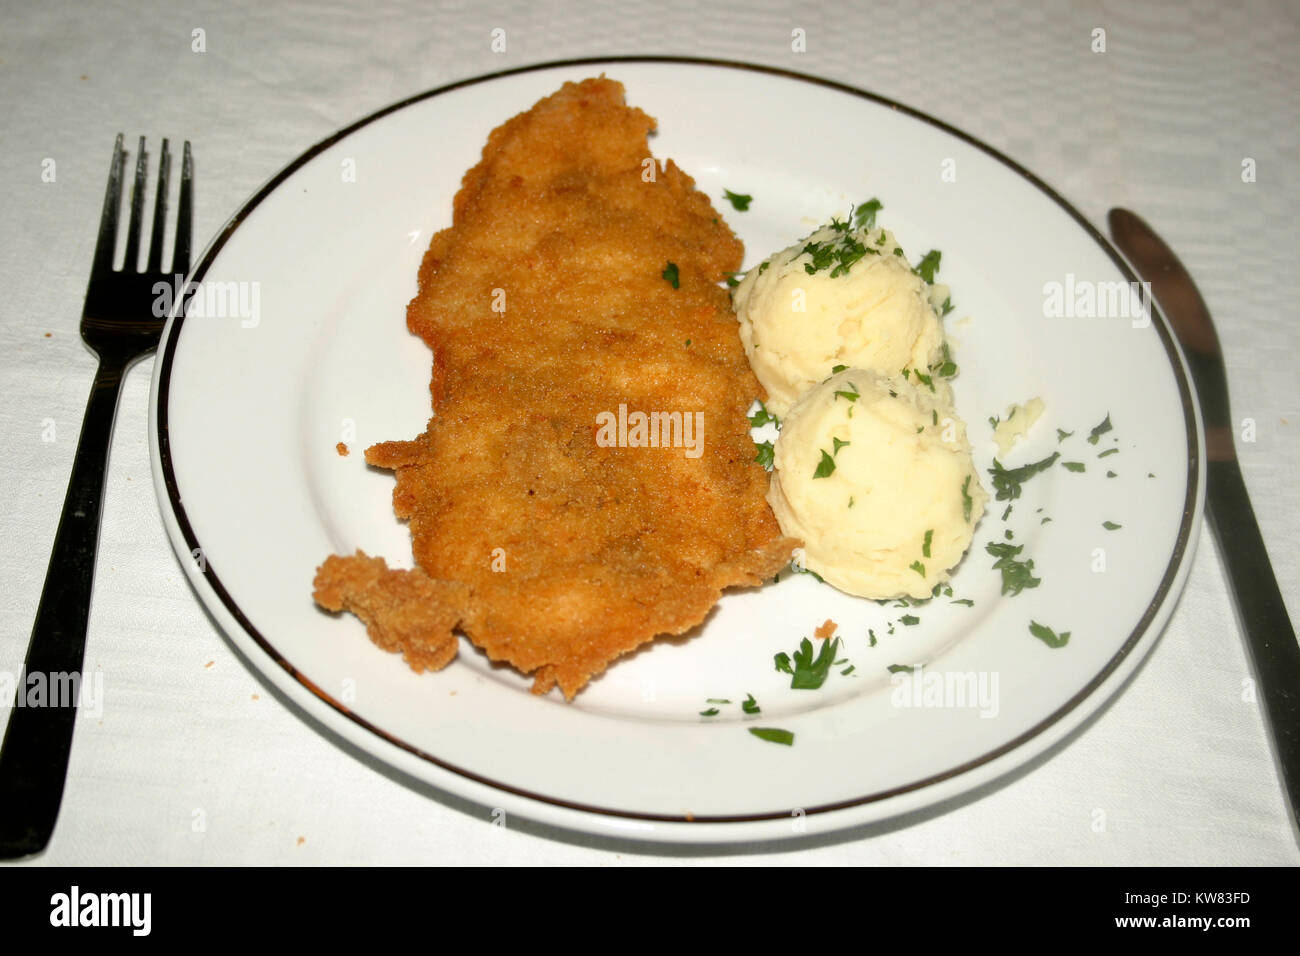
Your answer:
0,358 -> 126,858
1205,457 -> 1300,829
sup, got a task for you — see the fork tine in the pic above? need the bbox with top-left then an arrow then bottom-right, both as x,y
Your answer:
146,139 -> 170,274
172,140 -> 193,276
91,134 -> 125,276
121,136 -> 147,273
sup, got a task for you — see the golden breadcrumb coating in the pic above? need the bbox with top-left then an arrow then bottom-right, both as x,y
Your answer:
314,77 -> 795,698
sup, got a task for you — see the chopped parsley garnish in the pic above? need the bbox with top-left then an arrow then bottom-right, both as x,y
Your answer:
1041,516 -> 1052,524
754,440 -> 775,470
961,475 -> 974,521
939,296 -> 954,317
723,270 -> 743,288
813,450 -> 836,478
912,370 -> 935,392
773,652 -> 792,675
899,614 -> 920,626
786,636 -> 842,690
914,249 -> 942,284
852,198 -> 883,230
749,401 -> 780,429
1001,503 -> 1012,521
661,262 -> 680,289
868,629 -> 878,647
802,223 -> 878,277
1098,447 -> 1119,458
749,727 -> 794,746
840,665 -> 856,676
1029,621 -> 1070,649
832,437 -> 851,455
886,664 -> 915,674
909,560 -> 926,577
1056,428 -> 1073,442
933,342 -> 957,378
1102,520 -> 1122,530
986,541 -> 1041,596
831,363 -> 848,374
951,598 -> 975,607
742,694 -> 761,715
1086,414 -> 1113,445
722,189 -> 752,211
759,260 -> 770,273
988,452 -> 1060,501
706,698 -> 731,704
922,529 -> 933,558
1106,470 -> 1117,478
834,380 -> 860,402
699,707 -> 720,717
1061,461 -> 1086,472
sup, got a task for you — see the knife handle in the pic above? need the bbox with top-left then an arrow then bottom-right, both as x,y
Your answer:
1205,458 -> 1300,825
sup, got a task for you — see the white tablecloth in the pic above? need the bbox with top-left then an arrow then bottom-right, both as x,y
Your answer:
2,0 -> 1296,865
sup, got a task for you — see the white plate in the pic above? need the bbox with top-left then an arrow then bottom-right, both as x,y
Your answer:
150,58 -> 1202,842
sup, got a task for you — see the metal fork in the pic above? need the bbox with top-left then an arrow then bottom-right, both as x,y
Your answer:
0,135 -> 192,858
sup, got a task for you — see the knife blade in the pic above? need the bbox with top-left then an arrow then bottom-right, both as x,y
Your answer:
1109,207 -> 1299,834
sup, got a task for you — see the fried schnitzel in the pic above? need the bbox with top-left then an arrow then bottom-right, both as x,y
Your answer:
314,77 -> 795,699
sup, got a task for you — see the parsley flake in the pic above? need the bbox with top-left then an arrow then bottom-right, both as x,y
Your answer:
988,452 -> 1060,501
786,636 -> 842,690
723,189 -> 752,211
1029,621 -> 1070,648
813,450 -> 836,478
852,198 -> 883,230
748,401 -> 779,429
986,541 -> 1041,596
1087,414 -> 1113,445
914,249 -> 942,284
661,262 -> 680,289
